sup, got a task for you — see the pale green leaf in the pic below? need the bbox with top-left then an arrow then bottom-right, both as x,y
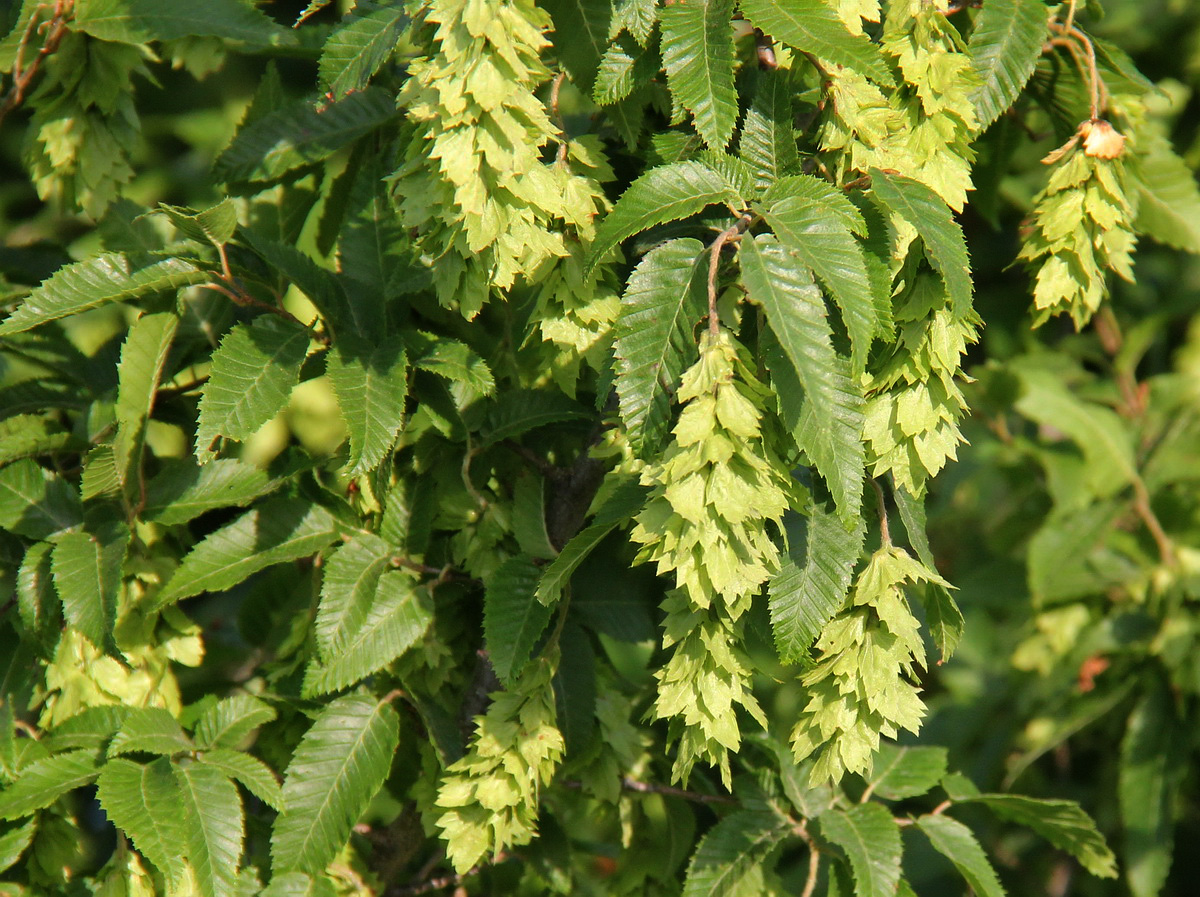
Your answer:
215,88 -> 397,185
968,0 -> 1049,132
742,234 -> 864,517
0,253 -> 205,336
870,169 -> 972,315
661,0 -> 738,150
916,814 -> 1005,897
613,238 -> 708,457
893,485 -> 962,660
52,524 -> 130,654
141,458 -> 277,526
0,751 -> 100,820
303,571 -> 431,697
74,0 -> 293,46
682,808 -> 789,897
193,695 -> 277,752
319,2 -> 407,96
739,0 -> 893,86
818,804 -> 902,897
314,533 -> 392,660
587,162 -> 742,273
868,744 -> 947,800
0,459 -> 81,540
271,694 -> 400,874
114,311 -> 178,494
328,332 -> 408,475
198,749 -> 283,811
767,493 -> 864,664
174,759 -> 245,897
96,758 -> 187,886
194,318 -> 310,460
157,199 -> 239,247
154,499 -> 340,609
108,708 -> 194,757
485,556 -> 554,686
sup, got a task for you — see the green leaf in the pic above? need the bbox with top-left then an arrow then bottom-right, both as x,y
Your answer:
741,234 -> 863,518
967,0 -> 1049,132
0,751 -> 100,820
215,88 -> 398,185
587,162 -> 742,273
661,0 -> 738,151
157,200 -> 239,248
0,252 -> 205,336
536,477 -> 649,607
869,169 -> 972,316
916,814 -> 1005,897
593,36 -> 659,106
259,871 -> 338,897
738,70 -> 799,187
17,540 -> 59,649
240,230 -> 357,333
868,744 -> 948,800
543,0 -> 611,93
0,414 -> 73,465
74,0 -> 293,47
108,708 -> 194,757
272,693 -> 400,874
0,459 -> 81,540
193,695 -> 277,751
319,2 -> 407,96
682,808 -> 789,897
95,757 -> 187,887
194,317 -> 310,460
893,485 -> 962,660
613,238 -> 708,458
818,803 -> 902,897
52,524 -> 130,655
1120,682 -> 1185,897
174,759 -> 245,897
404,332 -> 495,395
338,149 -> 414,310
141,458 -> 277,526
302,570 -> 431,697
0,817 -> 35,874
485,556 -> 554,686
314,533 -> 392,660
757,193 -> 877,373
512,474 -> 557,561
40,706 -> 129,754
768,492 -> 865,664
198,749 -> 283,811
739,0 -> 893,86
482,390 -> 591,447
1134,131 -> 1200,254
957,793 -> 1117,878
114,311 -> 178,495
327,332 -> 408,476
154,498 -> 340,610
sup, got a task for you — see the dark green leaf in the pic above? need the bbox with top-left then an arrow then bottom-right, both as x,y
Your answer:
114,311 -> 178,495
0,460 -> 81,540
404,332 -> 495,395
739,0 -> 893,86
512,474 -> 557,561
328,332 -> 408,475
485,556 -> 555,686
74,0 -> 293,46
893,485 -> 961,659
738,70 -> 799,187
916,814 -> 1005,897
543,0 -> 611,93
157,199 -> 239,247
0,751 -> 99,820
868,744 -> 948,800
968,0 -> 1050,132
482,390 -> 591,447
818,803 -> 902,897
682,808 -> 789,897
661,0 -> 738,150
141,458 -> 277,526
319,2 -> 407,96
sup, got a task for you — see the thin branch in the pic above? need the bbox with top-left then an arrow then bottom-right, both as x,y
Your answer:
708,215 -> 753,336
0,0 -> 71,130
388,852 -> 510,897
870,478 -> 891,547
618,777 -> 738,805
754,30 -> 777,69
799,845 -> 821,897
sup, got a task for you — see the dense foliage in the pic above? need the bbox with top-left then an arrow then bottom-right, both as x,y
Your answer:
0,1 -> 1198,895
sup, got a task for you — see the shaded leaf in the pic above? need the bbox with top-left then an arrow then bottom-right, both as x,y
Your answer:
157,200 -> 239,248
327,333 -> 408,475
818,803 -> 902,897
485,556 -> 554,686
544,0 -> 611,93
968,0 -> 1049,132
0,460 -> 80,540
916,814 -> 1005,897
0,751 -> 99,820
404,332 -> 495,395
893,485 -> 962,659
141,458 -> 276,526
319,2 -> 407,96
114,311 -> 178,495
482,390 -> 591,447
74,0 -> 292,46
738,69 -> 799,187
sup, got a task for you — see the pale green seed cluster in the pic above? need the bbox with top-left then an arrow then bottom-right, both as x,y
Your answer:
792,546 -> 946,785
435,654 -> 565,873
1018,134 -> 1138,328
630,331 -> 794,784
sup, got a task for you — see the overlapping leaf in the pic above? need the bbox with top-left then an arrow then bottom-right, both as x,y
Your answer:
319,1 -> 406,96
52,525 -> 129,655
74,0 -> 292,47
95,758 -> 187,887
661,0 -> 738,150
0,751 -> 100,819
174,760 -> 245,897
114,311 -> 177,494
682,808 -> 789,897
739,0 -> 892,85
818,803 -> 902,897
967,0 -> 1049,132
141,458 -> 276,526
327,333 -> 408,476
485,556 -> 554,685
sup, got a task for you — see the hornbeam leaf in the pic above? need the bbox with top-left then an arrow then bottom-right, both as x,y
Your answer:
198,749 -> 283,811
1134,131 -> 1200,254
0,818 -> 34,874
404,332 -> 495,395
0,459 -> 81,540
757,195 -> 877,373
482,390 -> 592,447
738,70 -> 800,187
818,804 -> 902,897
114,312 -> 178,495
968,0 -> 1050,132
661,0 -> 738,150
870,169 -> 973,316
174,759 -> 245,897
868,744 -> 948,800
157,200 -> 239,248
108,708 -> 194,757
587,162 -> 742,272
239,230 -> 358,333
0,751 -> 100,820
543,0 -> 612,93
193,695 -> 278,752
739,0 -> 893,86
260,872 -> 338,897
141,458 -> 277,526
682,808 -> 789,897
302,570 -> 431,697
154,499 -> 341,609
613,238 -> 708,457
593,36 -> 659,106
319,2 -> 407,97
52,524 -> 130,656
916,814 -> 1006,897
194,317 -> 310,461
272,694 -> 400,874
485,556 -> 554,686
95,758 -> 187,887
742,235 -> 864,518
327,333 -> 408,476
314,533 -> 392,661
215,88 -> 398,185
0,253 -> 206,336
893,485 -> 962,660
767,490 -> 865,664
74,0 -> 293,47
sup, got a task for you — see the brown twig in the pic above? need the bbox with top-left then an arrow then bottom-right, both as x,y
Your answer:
388,852 -> 510,897
708,215 -> 753,336
0,1 -> 72,130
619,776 -> 739,805
799,844 -> 821,897
870,478 -> 891,547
